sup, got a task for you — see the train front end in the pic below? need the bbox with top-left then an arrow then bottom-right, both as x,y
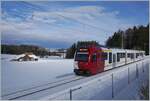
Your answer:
74,48 -> 91,75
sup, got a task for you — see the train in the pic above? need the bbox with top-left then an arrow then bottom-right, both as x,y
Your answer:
74,45 -> 145,76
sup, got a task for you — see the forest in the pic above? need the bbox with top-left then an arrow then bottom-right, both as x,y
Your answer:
105,24 -> 149,55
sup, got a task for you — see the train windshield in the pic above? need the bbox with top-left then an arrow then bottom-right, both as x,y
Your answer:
75,52 -> 89,62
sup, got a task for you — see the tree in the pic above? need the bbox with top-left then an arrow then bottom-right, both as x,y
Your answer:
65,43 -> 76,59
106,30 -> 123,48
77,41 -> 99,48
105,24 -> 149,55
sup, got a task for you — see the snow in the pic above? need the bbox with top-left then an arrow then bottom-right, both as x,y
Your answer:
1,54 -> 149,100
1,54 -> 74,97
40,57 -> 149,100
113,62 -> 149,100
1,54 -> 18,61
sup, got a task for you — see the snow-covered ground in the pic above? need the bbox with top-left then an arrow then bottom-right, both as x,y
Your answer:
1,54 -> 149,100
40,57 -> 149,100
1,54 -> 74,96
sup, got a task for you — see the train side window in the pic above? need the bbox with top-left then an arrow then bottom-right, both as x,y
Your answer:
113,54 -> 116,62
102,52 -> 108,60
109,52 -> 112,63
92,54 -> 97,62
131,53 -> 134,59
136,53 -> 139,58
120,53 -> 122,58
117,53 -> 120,62
120,53 -> 123,58
127,53 -> 130,58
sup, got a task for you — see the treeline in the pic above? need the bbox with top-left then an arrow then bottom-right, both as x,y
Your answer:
106,24 -> 149,55
1,44 -> 49,56
65,41 -> 99,58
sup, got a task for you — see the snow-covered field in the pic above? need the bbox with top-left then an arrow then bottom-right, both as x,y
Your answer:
1,54 -> 149,100
1,54 -> 74,96
45,58 -> 149,100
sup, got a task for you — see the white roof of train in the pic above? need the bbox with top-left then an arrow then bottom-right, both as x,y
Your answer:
101,47 -> 145,53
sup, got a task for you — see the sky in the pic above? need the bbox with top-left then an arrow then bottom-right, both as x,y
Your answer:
1,1 -> 149,48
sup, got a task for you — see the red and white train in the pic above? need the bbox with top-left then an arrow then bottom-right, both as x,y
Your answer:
74,45 -> 145,75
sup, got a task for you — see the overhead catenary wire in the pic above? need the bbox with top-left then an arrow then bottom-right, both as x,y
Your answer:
30,12 -> 113,41
55,13 -> 112,42
55,12 -> 113,33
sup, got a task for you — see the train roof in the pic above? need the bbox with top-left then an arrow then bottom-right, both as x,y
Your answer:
101,47 -> 145,53
77,44 -> 145,53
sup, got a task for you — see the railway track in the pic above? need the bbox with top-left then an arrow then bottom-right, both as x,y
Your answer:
2,74 -> 75,96
2,58 -> 146,100
2,75 -> 85,100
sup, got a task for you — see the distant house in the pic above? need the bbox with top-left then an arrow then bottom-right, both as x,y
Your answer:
12,52 -> 38,61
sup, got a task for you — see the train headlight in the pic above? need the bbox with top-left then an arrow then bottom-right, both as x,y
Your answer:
74,61 -> 79,69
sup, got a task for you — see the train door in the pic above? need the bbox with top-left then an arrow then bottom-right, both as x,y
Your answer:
97,52 -> 102,72
113,54 -> 116,67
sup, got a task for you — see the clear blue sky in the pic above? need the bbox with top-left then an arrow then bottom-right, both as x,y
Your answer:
1,1 -> 149,48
